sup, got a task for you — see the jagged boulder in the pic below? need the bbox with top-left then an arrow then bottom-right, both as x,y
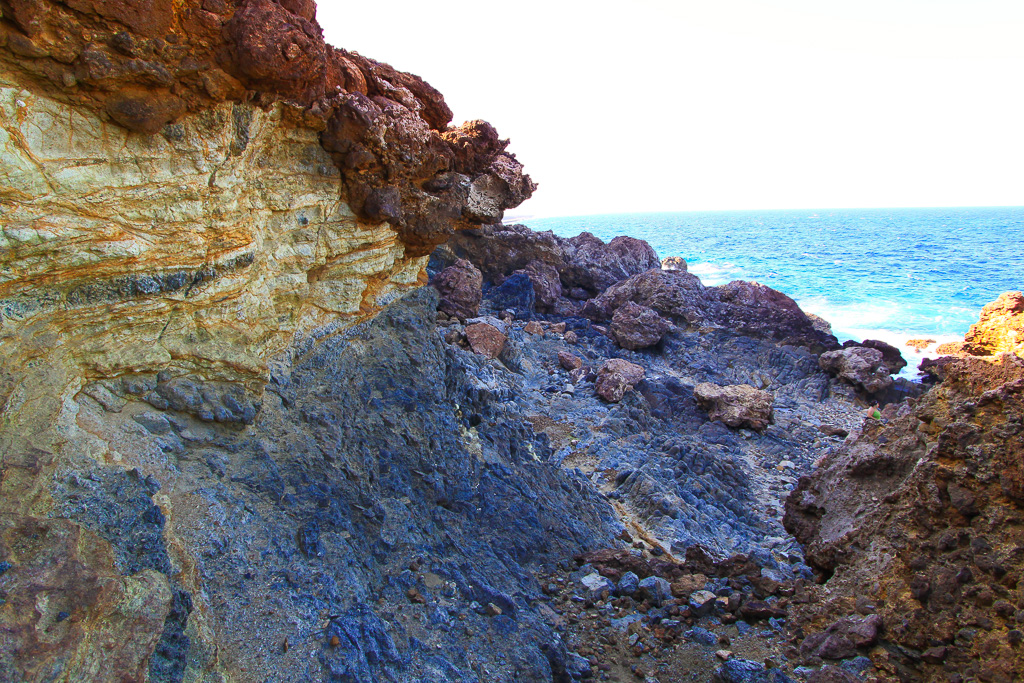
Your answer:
610,301 -> 671,350
560,233 -> 660,295
843,339 -> 907,374
661,256 -> 687,272
585,269 -> 709,325
444,223 -> 565,282
584,268 -> 837,351
595,359 -> 645,403
710,280 -> 838,351
515,261 -> 563,313
693,383 -> 774,431
962,291 -> 1024,356
484,273 -> 535,319
432,259 -> 482,319
464,322 -> 507,359
819,347 -> 894,393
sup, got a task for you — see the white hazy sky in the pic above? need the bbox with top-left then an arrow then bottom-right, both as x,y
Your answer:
318,1 -> 1024,217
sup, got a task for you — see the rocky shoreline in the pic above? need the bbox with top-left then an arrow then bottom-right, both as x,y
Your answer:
2,2 -> 1023,682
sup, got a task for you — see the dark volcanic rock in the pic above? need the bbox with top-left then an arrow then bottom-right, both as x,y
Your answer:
842,338 -> 907,374
0,289 -> 617,682
485,273 -> 536,319
559,233 -> 660,296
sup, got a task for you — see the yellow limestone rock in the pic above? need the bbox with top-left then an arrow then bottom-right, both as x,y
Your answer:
0,78 -> 427,387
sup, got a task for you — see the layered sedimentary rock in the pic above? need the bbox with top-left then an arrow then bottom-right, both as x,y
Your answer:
785,303 -> 1024,681
1,0 -> 534,389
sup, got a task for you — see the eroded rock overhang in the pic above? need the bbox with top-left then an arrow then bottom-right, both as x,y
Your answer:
0,0 -> 534,387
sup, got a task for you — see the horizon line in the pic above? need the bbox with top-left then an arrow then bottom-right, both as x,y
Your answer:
504,204 -> 1024,222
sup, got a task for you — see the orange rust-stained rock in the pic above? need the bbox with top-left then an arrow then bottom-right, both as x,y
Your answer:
0,3 -> 534,680
962,291 -> 1024,357
785,305 -> 1024,681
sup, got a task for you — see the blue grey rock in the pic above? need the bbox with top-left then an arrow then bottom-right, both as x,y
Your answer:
617,571 -> 640,596
485,273 -> 535,319
685,626 -> 719,646
713,658 -> 797,683
580,572 -> 616,602
638,575 -> 672,606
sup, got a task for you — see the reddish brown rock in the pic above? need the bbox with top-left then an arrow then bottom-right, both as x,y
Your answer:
585,269 -> 708,326
0,0 -> 533,259
464,322 -> 506,359
524,321 -> 544,336
962,291 -> 1024,357
0,517 -> 173,682
585,268 -> 837,351
818,346 -> 894,393
432,259 -> 482,319
785,324 -> 1024,681
609,301 -> 671,350
443,223 -> 565,284
515,261 -> 563,313
711,280 -> 837,351
806,666 -> 860,683
558,352 -> 583,371
595,358 -> 644,403
693,383 -> 774,431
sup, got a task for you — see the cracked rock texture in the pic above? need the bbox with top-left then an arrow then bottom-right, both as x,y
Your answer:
786,346 -> 1024,681
1,2 -> 542,681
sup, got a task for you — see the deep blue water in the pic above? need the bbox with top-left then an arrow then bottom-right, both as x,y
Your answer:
525,207 -> 1024,372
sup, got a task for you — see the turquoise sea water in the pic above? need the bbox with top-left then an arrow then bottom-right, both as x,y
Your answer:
525,207 -> 1024,373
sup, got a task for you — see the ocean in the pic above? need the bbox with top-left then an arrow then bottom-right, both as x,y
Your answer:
523,207 -> 1024,377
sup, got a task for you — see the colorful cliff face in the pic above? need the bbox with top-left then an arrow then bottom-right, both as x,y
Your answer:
0,3 -> 554,682
1,0 -> 534,389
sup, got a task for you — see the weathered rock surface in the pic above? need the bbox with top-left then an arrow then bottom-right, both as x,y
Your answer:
843,338 -> 907,374
661,256 -> 687,272
693,383 -> 774,432
609,301 -> 671,350
585,270 -> 837,351
559,233 -> 660,296
464,321 -> 506,358
962,291 -> 1024,357
595,358 -> 645,402
786,302 -> 1024,681
1,288 -> 617,682
818,347 -> 894,393
432,258 -> 482,319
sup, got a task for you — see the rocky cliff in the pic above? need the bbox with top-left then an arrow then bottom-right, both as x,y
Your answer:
1,2 -> 563,681
3,2 -> 1021,683
785,301 -> 1024,682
